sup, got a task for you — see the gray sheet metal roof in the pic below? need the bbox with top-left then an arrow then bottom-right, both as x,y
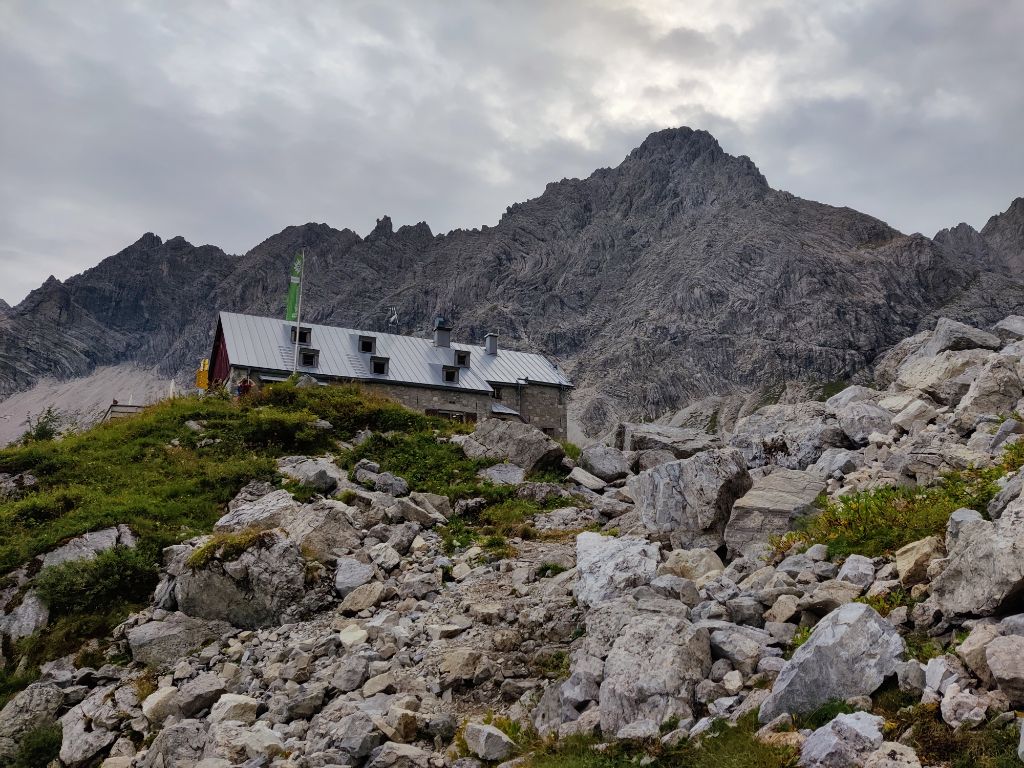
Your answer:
219,311 -> 573,393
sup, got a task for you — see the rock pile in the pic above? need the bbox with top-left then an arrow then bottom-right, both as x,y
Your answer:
3,314 -> 1024,767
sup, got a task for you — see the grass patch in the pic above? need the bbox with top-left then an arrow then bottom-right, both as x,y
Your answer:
892,704 -> 1021,768
854,588 -> 914,617
538,562 -> 568,578
796,699 -> 856,730
339,431 -> 502,501
0,382 -> 449,693
775,440 -> 1024,558
0,668 -> 40,710
816,379 -> 850,401
784,625 -> 813,659
185,529 -> 277,569
560,440 -> 582,461
903,631 -> 944,662
525,712 -> 798,768
532,649 -> 571,680
9,724 -> 62,768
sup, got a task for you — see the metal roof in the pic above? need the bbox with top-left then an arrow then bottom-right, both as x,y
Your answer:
218,311 -> 573,393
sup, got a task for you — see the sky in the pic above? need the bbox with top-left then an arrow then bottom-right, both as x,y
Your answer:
1,0 -> 1022,306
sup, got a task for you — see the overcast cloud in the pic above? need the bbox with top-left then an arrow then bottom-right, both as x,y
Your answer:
1,0 -> 1022,305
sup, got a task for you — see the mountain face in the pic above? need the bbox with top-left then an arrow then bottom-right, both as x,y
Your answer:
2,127 -> 1023,437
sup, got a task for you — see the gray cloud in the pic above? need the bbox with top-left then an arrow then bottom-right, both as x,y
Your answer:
1,0 -> 1021,304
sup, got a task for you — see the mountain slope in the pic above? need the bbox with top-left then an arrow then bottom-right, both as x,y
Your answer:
2,127 -> 1022,437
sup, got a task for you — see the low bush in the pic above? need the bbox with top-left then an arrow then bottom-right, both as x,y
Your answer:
10,724 -> 62,768
34,545 -> 158,618
893,703 -> 1021,768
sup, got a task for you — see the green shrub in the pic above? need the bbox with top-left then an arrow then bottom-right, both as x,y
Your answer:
186,529 -> 276,569
797,699 -> 855,730
893,703 -> 1021,768
854,588 -> 914,617
559,440 -> 582,461
34,545 -> 158,618
10,724 -> 62,768
777,469 -> 1002,558
340,431 -> 501,500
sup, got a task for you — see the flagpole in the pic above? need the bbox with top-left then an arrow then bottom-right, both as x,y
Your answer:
291,248 -> 305,375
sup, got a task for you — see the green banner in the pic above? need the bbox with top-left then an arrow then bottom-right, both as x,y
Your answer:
285,252 -> 303,321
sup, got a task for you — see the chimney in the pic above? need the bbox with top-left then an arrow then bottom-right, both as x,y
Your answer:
484,333 -> 498,356
433,316 -> 452,347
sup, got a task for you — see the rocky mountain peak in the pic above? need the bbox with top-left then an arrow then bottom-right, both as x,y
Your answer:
367,215 -> 394,240
981,196 -> 1024,271
133,232 -> 163,250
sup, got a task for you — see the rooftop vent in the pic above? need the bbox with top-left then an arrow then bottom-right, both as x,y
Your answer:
484,333 -> 498,356
433,316 -> 452,348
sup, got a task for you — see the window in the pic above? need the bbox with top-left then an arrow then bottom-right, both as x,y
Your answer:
442,365 -> 459,384
370,356 -> 389,375
455,350 -> 470,367
291,326 -> 312,345
359,335 -> 376,354
426,409 -> 477,423
300,349 -> 319,367
492,386 -> 502,401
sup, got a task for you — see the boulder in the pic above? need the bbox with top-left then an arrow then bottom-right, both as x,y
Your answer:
835,402 -> 893,446
599,612 -> 711,736
283,499 -> 363,561
989,474 -> 1024,519
825,385 -> 881,410
40,524 -> 137,568
614,423 -> 721,458
142,686 -> 182,724
208,693 -> 260,725
985,635 -> 1024,706
574,533 -> 658,608
580,444 -> 631,482
952,355 -> 1023,433
799,712 -> 884,768
894,536 -> 942,587
863,742 -> 921,768
463,723 -> 515,761
813,448 -> 863,478
137,719 -> 208,768
890,400 -> 938,433
728,402 -> 850,470
724,469 -> 825,558
760,603 -> 905,723
335,557 -> 376,597
929,510 -> 1024,617
213,489 -> 300,532
567,466 -> 607,491
366,742 -> 433,768
658,548 -> 724,581
994,315 -> 1024,342
176,672 -> 225,717
277,455 -> 344,493
59,684 -> 120,767
127,613 -> 232,667
477,462 -> 526,485
629,448 -> 752,548
460,419 -> 564,474
922,317 -> 1001,356
0,592 -> 49,642
836,555 -> 875,589
894,350 -> 990,406
0,684 -> 64,762
171,530 -> 308,628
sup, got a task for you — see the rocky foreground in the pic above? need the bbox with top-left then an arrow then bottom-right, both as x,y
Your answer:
3,315 -> 1024,766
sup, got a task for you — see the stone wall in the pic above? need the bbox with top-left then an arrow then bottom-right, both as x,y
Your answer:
233,366 -> 569,436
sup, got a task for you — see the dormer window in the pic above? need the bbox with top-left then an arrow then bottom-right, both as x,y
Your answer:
300,348 -> 319,368
291,326 -> 312,345
442,365 -> 460,384
455,350 -> 470,367
370,356 -> 389,375
359,335 -> 376,354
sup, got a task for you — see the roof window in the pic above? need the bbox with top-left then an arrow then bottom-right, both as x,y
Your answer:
291,326 -> 312,345
359,335 -> 376,354
300,348 -> 319,368
442,365 -> 460,384
371,356 -> 389,375
455,350 -> 471,367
